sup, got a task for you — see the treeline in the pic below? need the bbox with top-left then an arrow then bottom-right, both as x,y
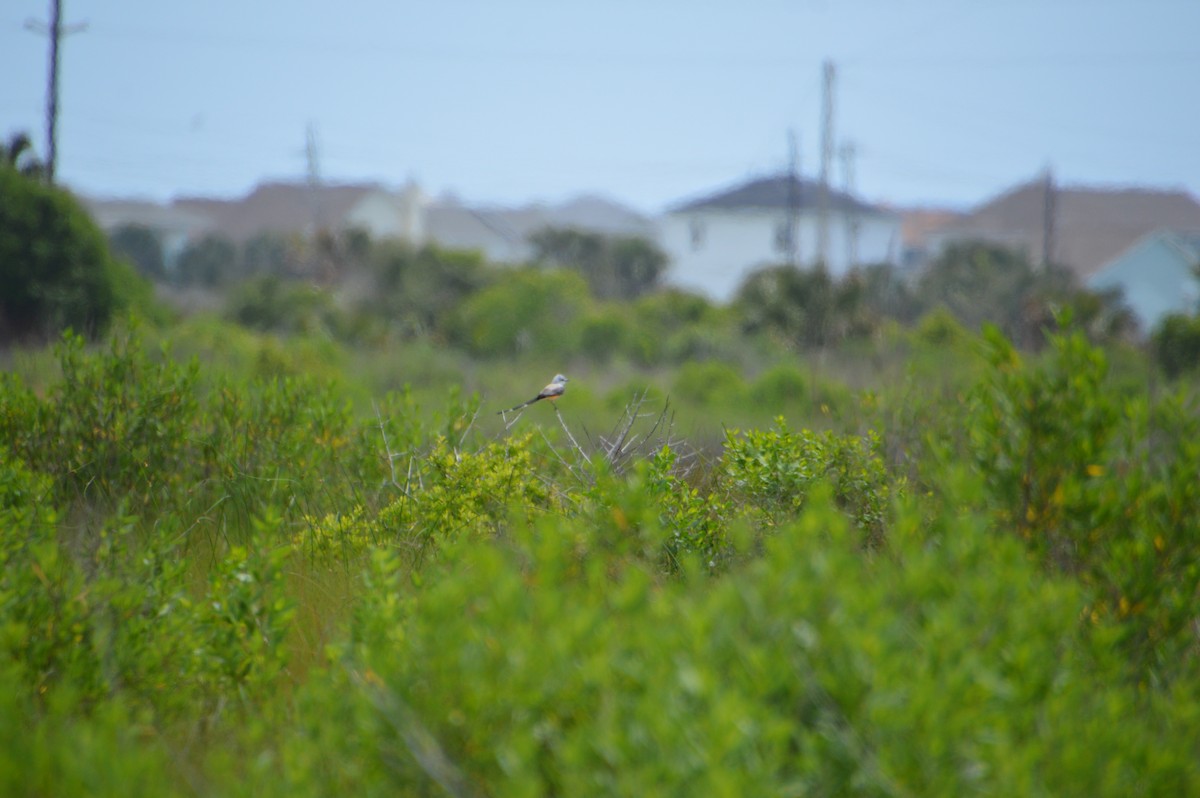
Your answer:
113,220 -> 1139,361
5,138 -> 1200,378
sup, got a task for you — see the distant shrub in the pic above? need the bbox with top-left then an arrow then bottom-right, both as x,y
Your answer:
1151,312 -> 1200,378
750,363 -> 809,411
913,305 -> 970,347
176,234 -> 238,287
449,268 -> 589,357
225,274 -> 347,337
576,308 -> 629,363
108,223 -> 166,280
672,360 -> 746,406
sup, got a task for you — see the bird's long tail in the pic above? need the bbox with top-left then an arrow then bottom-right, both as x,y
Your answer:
497,397 -> 539,415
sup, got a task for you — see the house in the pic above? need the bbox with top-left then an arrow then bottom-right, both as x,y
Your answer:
173,180 -> 426,244
657,173 -> 901,302
895,207 -> 965,271
426,194 -> 655,265
1088,230 -> 1200,331
923,176 -> 1200,281
83,197 -> 214,270
86,177 -> 658,274
166,182 -> 652,265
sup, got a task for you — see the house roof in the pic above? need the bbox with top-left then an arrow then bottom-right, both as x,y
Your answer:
174,181 -> 385,242
667,173 -> 888,216
933,177 -> 1200,279
897,207 -> 965,250
84,197 -> 214,237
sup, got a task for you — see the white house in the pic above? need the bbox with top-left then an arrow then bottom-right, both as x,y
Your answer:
657,174 -> 901,302
1088,230 -> 1200,332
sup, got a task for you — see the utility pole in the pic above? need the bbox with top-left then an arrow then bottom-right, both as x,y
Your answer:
817,59 -> 836,270
305,122 -> 323,237
25,0 -> 87,183
1041,166 -> 1056,269
785,128 -> 800,267
839,140 -> 859,270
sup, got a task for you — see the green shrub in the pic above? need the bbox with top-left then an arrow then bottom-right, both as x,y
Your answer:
1,330 -> 200,510
913,305 -> 970,347
310,483 -> 1199,797
0,168 -> 147,340
750,363 -> 808,411
969,325 -> 1200,681
720,419 -> 893,547
1151,312 -> 1200,378
225,275 -> 344,337
671,360 -> 746,406
449,268 -> 589,357
576,308 -> 629,363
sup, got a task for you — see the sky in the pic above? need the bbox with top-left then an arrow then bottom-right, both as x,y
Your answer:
2,0 -> 1198,214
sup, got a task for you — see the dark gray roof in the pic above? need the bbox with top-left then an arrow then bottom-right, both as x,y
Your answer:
667,174 -> 887,216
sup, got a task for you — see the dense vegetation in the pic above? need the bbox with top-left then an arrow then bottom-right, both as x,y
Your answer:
2,307 -> 1199,795
3,150 -> 1200,794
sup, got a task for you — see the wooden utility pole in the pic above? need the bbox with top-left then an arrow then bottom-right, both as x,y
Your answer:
26,0 -> 86,183
817,60 -> 836,270
785,129 -> 800,267
1041,167 -> 1056,269
840,141 -> 859,270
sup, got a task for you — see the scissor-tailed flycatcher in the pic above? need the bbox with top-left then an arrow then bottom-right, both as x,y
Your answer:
498,373 -> 568,414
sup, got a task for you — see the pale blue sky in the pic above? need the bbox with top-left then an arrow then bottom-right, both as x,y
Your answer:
3,0 -> 1198,213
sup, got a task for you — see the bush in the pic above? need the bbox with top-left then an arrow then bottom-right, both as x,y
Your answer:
176,234 -> 239,287
1151,313 -> 1200,378
969,325 -> 1200,681
721,419 -> 893,547
225,274 -> 346,338
0,168 -> 145,340
368,241 -> 488,339
449,268 -> 589,358
671,360 -> 746,406
750,363 -> 808,410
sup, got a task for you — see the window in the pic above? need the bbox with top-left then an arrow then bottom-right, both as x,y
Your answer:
689,219 -> 706,251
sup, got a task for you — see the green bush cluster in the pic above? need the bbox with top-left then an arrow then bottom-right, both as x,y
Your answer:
0,168 -> 151,341
2,323 -> 1200,795
969,325 -> 1200,680
277,485 -> 1195,797
0,456 -> 292,730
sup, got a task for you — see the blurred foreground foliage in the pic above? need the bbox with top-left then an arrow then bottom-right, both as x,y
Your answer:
1,318 -> 1199,796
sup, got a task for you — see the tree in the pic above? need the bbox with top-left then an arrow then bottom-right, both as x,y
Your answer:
368,241 -> 489,339
529,227 -> 668,300
0,167 -> 145,340
448,268 -> 588,357
108,224 -> 165,280
915,242 -> 1135,348
735,264 -> 872,348
241,232 -> 294,277
854,262 -> 921,324
1151,314 -> 1200,378
176,235 -> 238,287
0,131 -> 45,180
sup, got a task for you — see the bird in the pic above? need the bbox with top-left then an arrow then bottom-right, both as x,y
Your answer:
498,374 -> 569,414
